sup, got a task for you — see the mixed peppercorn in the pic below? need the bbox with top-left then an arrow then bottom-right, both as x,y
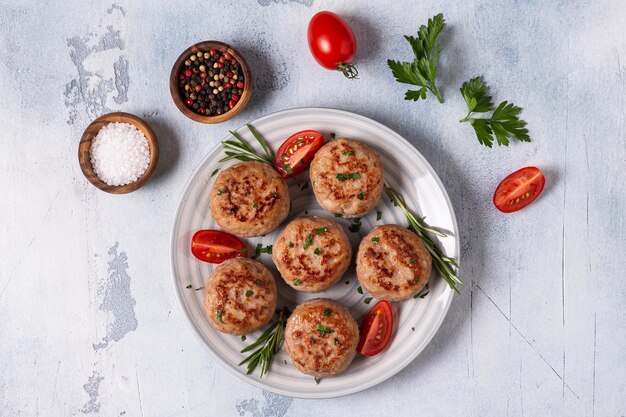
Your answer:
177,49 -> 245,116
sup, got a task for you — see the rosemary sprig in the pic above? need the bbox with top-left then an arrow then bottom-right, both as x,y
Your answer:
384,182 -> 462,293
220,124 -> 274,164
239,307 -> 289,377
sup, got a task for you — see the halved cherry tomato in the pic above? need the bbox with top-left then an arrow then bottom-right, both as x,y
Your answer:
191,230 -> 247,264
493,166 -> 546,213
357,300 -> 394,356
274,130 -> 324,178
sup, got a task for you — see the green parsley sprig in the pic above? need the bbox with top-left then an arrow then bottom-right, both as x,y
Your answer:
388,13 -> 446,103
239,307 -> 290,377
384,182 -> 462,293
220,124 -> 274,164
459,76 -> 531,147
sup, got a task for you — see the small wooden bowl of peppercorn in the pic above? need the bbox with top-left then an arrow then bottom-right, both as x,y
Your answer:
78,112 -> 160,194
170,40 -> 252,123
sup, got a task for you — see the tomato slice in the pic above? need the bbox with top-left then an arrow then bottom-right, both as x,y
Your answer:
191,230 -> 247,264
493,166 -> 546,213
274,130 -> 324,178
357,300 -> 394,356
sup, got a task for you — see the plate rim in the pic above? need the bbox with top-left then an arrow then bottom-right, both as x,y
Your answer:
169,107 -> 460,399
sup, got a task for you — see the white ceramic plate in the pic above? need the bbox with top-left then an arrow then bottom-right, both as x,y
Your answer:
170,108 -> 459,398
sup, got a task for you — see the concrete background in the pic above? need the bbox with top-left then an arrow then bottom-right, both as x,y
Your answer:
1,0 -> 625,415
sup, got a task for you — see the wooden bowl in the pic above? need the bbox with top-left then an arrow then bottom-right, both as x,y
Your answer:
78,112 -> 159,194
169,40 -> 252,124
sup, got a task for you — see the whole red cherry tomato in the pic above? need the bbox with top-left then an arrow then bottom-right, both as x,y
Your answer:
307,11 -> 358,79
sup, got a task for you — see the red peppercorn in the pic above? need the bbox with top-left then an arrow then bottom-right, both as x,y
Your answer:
231,59 -> 237,65
193,69 -> 199,74
229,100 -> 236,109
194,85 -> 202,92
217,62 -> 224,69
223,82 -> 232,89
231,94 -> 239,101
236,81 -> 244,89
185,98 -> 193,107
218,56 -> 225,63
200,72 -> 207,79
198,108 -> 206,115
224,52 -> 232,60
226,71 -> 233,77
210,49 -> 217,56
184,69 -> 192,77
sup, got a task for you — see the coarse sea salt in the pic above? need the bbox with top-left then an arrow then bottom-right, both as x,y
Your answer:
90,122 -> 150,186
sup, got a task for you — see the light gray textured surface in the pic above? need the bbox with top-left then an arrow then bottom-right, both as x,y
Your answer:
1,0 -> 625,416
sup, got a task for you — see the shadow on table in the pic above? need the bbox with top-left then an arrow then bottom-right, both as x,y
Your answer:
145,118 -> 181,187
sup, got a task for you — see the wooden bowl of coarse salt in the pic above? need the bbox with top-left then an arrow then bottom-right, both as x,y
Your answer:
78,112 -> 159,194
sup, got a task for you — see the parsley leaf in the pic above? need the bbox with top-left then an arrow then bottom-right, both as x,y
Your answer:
460,76 -> 531,147
388,13 -> 445,103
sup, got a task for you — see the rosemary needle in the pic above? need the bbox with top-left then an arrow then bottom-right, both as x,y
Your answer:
384,181 -> 462,293
239,307 -> 290,377
220,124 -> 273,164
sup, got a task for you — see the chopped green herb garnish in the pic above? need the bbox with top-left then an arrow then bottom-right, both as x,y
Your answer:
303,234 -> 314,250
412,327 -> 415,331
316,323 -> 335,337
315,377 -> 322,384
255,280 -> 261,286
304,210 -> 309,214
357,192 -> 365,200
314,227 -> 329,235
314,248 -> 321,255
245,290 -> 254,297
240,248 -> 247,255
345,281 -> 350,285
210,168 -> 219,177
334,213 -> 343,217
294,279 -> 302,286
272,193 -> 279,198
336,172 -> 361,181
288,242 -> 294,248
195,287 -> 204,291
241,335 -> 246,341
364,297 -> 373,304
323,308 -> 331,316
349,218 -> 362,233
300,158 -> 306,165
185,284 -> 192,289
261,305 -> 269,310
376,210 -> 382,221
372,236 -> 380,245
334,338 -> 340,345
282,164 -> 293,174
357,286 -> 363,294
251,243 -> 272,259
217,188 -> 227,195
409,258 -> 416,264
216,310 -> 223,322
299,182 -> 309,191
330,132 -> 336,140
343,150 -> 354,156
253,202 -> 258,208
